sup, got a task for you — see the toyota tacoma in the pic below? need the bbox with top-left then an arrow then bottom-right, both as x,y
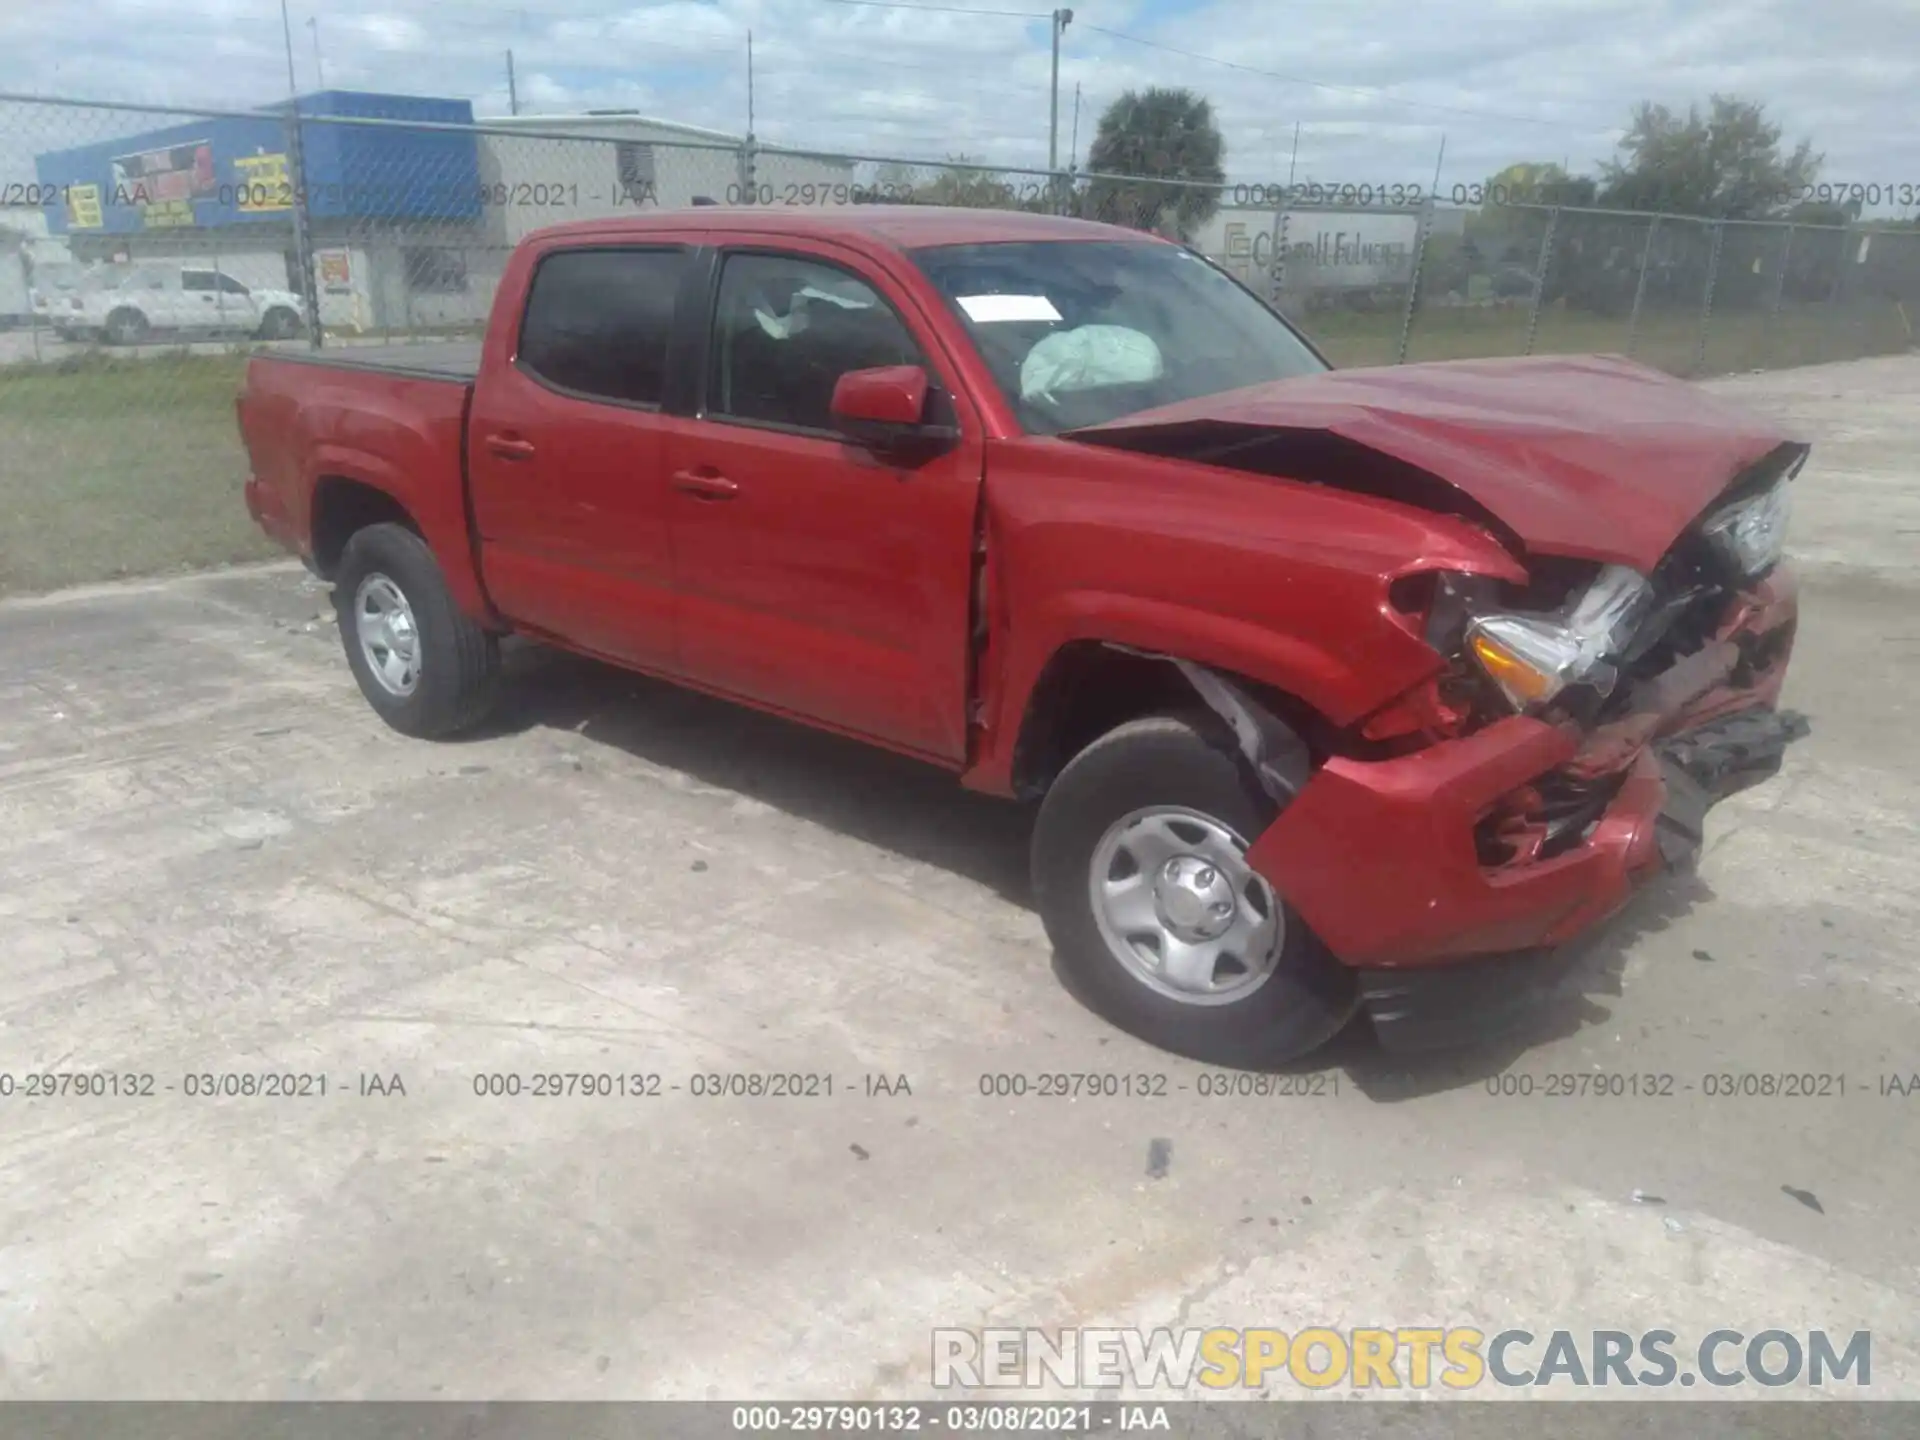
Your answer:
236,206 -> 1807,1065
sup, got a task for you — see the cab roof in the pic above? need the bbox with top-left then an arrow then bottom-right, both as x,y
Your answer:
527,205 -> 1167,252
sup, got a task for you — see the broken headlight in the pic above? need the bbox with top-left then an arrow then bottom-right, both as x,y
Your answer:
1701,479 -> 1790,578
1463,565 -> 1654,711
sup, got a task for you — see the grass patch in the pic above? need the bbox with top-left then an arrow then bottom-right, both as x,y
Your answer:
0,302 -> 1910,598
0,352 -> 278,598
1305,299 -> 1910,373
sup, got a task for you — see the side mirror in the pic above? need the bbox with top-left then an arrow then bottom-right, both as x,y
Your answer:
830,365 -> 959,454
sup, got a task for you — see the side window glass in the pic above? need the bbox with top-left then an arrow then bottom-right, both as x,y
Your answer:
708,252 -> 921,431
180,270 -> 214,292
215,273 -> 249,295
518,248 -> 687,406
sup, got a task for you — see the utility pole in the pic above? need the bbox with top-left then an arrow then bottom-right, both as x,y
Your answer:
1068,82 -> 1081,171
1048,8 -> 1073,172
1287,120 -> 1300,188
279,0 -> 299,96
740,31 -> 757,202
307,16 -> 324,88
279,0 -> 321,345
506,50 -> 519,115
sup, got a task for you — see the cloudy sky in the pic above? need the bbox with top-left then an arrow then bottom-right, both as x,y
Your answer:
3,0 -> 1917,210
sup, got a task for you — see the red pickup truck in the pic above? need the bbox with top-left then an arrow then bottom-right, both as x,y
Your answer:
238,206 -> 1808,1065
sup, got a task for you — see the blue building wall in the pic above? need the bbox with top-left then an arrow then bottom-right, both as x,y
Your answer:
34,91 -> 482,237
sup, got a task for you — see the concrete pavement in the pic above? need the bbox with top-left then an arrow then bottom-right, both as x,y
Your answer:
0,355 -> 1915,1403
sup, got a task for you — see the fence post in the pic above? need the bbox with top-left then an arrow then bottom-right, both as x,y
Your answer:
1395,197 -> 1433,365
1695,220 -> 1724,375
738,134 -> 758,204
1624,214 -> 1658,357
1265,204 -> 1289,308
1763,222 -> 1794,367
1523,206 -> 1560,356
281,107 -> 322,348
1770,223 -> 1795,319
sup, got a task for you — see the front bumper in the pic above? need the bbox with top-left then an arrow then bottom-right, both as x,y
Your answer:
1244,567 -> 1802,1046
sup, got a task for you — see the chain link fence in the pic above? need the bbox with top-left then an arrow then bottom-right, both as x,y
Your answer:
2,90 -> 1917,593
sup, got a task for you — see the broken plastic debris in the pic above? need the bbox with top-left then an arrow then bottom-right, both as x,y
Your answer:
1146,1138 -> 1172,1179
1781,1184 -> 1824,1214
1631,1189 -> 1667,1205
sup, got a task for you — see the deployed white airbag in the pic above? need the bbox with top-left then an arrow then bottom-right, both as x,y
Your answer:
1019,324 -> 1163,402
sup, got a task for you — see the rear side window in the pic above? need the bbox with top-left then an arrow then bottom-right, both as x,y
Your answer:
518,248 -> 687,406
181,270 -> 215,292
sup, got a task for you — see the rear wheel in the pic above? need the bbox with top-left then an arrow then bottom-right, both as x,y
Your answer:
257,307 -> 300,340
334,523 -> 500,738
1032,713 -> 1356,1067
104,308 -> 148,345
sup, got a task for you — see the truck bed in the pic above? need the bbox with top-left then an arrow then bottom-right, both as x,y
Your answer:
262,340 -> 481,384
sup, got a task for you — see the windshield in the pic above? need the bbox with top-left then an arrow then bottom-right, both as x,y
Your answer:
911,239 -> 1328,434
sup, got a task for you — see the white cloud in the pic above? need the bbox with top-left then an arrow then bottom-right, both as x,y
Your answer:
2,0 -> 1916,214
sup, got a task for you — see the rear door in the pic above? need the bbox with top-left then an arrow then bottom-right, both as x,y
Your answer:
657,238 -> 985,762
466,236 -> 701,671
178,268 -> 223,332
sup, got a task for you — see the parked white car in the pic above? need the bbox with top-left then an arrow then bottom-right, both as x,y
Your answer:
59,264 -> 306,345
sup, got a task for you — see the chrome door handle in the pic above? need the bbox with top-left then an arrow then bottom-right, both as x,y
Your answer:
671,469 -> 740,500
485,433 -> 536,461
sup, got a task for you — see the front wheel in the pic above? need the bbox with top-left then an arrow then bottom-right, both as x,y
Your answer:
334,523 -> 500,738
104,308 -> 149,345
257,307 -> 301,340
1031,713 -> 1356,1067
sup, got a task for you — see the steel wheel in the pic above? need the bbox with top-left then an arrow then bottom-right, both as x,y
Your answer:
353,572 -> 421,698
1088,805 -> 1283,1007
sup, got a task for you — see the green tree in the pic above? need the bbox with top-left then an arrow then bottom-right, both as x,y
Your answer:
1083,87 -> 1226,239
1598,96 -> 1820,219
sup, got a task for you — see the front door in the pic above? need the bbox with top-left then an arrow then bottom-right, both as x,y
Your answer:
660,242 -> 984,762
466,241 -> 699,671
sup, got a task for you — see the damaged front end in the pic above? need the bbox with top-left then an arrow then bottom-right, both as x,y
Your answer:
1242,444 -> 1811,1049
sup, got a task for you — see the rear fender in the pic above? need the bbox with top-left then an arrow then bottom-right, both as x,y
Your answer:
303,440 -> 491,622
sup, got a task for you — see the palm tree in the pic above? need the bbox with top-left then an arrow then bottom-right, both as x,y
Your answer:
1084,87 -> 1226,240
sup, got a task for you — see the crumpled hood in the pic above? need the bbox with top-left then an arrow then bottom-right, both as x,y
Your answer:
1069,353 -> 1804,570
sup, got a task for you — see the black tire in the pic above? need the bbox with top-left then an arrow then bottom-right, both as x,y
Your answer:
333,522 -> 500,738
1032,712 -> 1357,1068
257,307 -> 300,340
105,308 -> 148,346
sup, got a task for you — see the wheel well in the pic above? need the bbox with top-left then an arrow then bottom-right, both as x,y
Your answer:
311,477 -> 417,578
1009,642 -> 1336,800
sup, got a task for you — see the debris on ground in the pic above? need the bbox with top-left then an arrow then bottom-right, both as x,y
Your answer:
1631,1189 -> 1667,1205
1781,1185 -> 1824,1214
1146,1138 -> 1172,1179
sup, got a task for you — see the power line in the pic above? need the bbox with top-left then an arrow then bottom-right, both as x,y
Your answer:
1081,22 -> 1614,134
814,0 -> 1049,16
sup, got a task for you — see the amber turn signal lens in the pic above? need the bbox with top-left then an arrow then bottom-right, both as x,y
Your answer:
1469,631 -> 1558,704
